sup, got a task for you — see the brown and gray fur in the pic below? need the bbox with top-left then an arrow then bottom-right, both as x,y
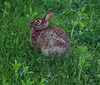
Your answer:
29,10 -> 71,57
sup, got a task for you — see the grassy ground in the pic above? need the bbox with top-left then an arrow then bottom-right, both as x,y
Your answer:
0,0 -> 100,85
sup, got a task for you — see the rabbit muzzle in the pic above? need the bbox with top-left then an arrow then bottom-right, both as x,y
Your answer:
29,23 -> 37,30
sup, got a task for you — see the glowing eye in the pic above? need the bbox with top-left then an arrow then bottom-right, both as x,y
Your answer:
35,20 -> 42,25
36,21 -> 40,24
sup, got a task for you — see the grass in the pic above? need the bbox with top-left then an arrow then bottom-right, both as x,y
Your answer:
0,0 -> 100,85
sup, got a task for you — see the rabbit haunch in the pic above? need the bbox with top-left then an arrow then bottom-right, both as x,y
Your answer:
29,10 -> 71,57
39,27 -> 70,56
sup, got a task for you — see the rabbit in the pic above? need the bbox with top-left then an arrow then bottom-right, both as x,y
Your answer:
29,10 -> 71,57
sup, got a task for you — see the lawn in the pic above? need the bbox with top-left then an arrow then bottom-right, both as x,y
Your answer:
0,0 -> 100,85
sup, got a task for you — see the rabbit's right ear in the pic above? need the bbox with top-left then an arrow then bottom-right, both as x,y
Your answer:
44,10 -> 53,22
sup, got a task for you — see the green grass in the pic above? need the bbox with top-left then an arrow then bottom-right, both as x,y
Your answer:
0,0 -> 100,85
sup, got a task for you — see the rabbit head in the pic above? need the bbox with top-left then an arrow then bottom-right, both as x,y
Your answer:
29,10 -> 53,30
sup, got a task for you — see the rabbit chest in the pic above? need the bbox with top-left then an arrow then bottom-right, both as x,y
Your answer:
30,29 -> 43,46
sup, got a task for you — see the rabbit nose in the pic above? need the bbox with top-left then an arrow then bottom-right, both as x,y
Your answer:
29,23 -> 33,28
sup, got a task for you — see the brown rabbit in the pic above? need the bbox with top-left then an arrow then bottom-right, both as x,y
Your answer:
29,10 -> 71,57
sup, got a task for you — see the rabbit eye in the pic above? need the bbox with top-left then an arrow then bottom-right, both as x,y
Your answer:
35,20 -> 41,25
36,20 -> 40,24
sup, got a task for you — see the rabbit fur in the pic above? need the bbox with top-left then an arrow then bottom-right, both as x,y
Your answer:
29,10 -> 71,57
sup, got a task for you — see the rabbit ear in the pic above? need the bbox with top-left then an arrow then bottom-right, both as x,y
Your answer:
44,10 -> 53,22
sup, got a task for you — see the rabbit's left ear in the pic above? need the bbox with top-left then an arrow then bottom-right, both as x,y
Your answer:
44,10 -> 53,22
